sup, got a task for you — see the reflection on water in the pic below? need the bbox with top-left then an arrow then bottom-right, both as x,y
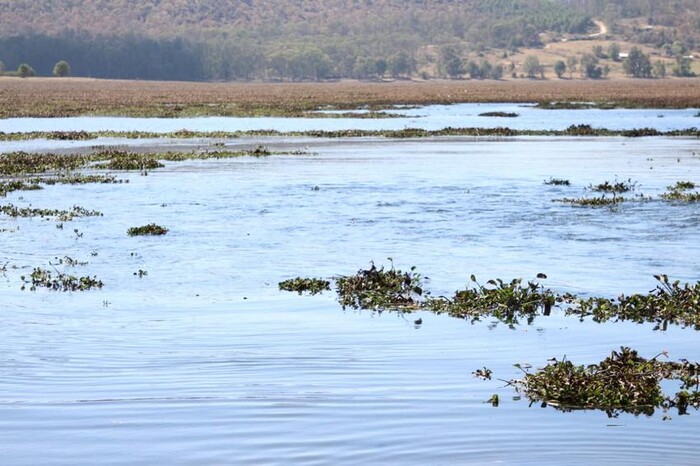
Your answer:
2,136 -> 700,465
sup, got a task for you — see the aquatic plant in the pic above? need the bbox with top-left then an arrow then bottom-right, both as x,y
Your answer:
0,204 -> 103,221
335,260 -> 424,310
278,277 -> 331,295
661,181 -> 700,202
589,178 -> 637,194
478,112 -> 519,117
568,274 -> 700,330
127,223 -> 169,236
0,179 -> 42,196
509,347 -> 700,418
544,178 -> 571,186
425,274 -> 558,326
21,267 -> 103,291
554,196 -> 625,206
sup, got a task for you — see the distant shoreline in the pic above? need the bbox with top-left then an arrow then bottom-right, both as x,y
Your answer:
1,77 -> 699,118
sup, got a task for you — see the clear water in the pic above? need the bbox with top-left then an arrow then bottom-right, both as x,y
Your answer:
2,119 -> 700,464
0,102 -> 698,133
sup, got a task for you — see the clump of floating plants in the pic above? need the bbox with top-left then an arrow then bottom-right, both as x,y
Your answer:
127,223 -> 169,236
425,274 -> 558,326
554,178 -> 645,206
661,181 -> 700,202
543,178 -> 570,186
280,262 -> 700,331
504,347 -> 700,418
278,277 -> 331,295
478,111 -> 519,118
0,204 -> 103,221
21,267 -> 103,291
335,260 -> 424,310
569,275 -> 700,330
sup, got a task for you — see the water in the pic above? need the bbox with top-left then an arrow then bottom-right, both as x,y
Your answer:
0,103 -> 697,134
2,116 -> 700,464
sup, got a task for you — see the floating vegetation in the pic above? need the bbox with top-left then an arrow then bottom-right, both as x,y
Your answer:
278,277 -> 331,295
52,256 -> 88,267
661,181 -> 700,202
335,260 -> 424,310
127,223 -> 169,236
544,178 -> 570,186
21,267 -> 103,291
282,263 -> 700,331
478,112 -> 519,118
425,275 -> 558,326
589,178 -> 637,194
555,196 -> 625,206
0,152 -> 92,175
536,102 -> 619,110
507,347 -> 700,418
94,153 -> 164,171
0,204 -> 103,221
570,275 -> 700,330
2,127 -> 699,144
0,179 -> 42,196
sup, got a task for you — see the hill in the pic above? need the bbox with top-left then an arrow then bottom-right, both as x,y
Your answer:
0,0 -> 697,81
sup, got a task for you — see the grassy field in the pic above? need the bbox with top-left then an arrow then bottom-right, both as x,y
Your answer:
1,77 -> 699,118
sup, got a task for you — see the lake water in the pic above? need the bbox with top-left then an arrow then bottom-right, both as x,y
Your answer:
2,110 -> 700,464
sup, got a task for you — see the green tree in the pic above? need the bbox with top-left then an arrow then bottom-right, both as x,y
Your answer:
652,60 -> 666,78
17,63 -> 35,78
608,43 -> 621,61
388,52 -> 415,78
553,60 -> 566,78
672,56 -> 695,77
623,47 -> 652,78
466,60 -> 482,79
445,57 -> 465,78
490,63 -> 504,80
580,54 -> 602,79
523,55 -> 542,78
53,60 -> 70,77
592,45 -> 605,59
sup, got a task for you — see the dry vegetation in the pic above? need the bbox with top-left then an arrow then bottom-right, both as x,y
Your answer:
1,77 -> 699,118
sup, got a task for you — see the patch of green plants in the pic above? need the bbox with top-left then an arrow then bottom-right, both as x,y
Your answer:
127,223 -> 169,236
425,274 -> 558,326
661,181 -> 700,202
589,178 -> 637,194
507,347 -> 700,418
0,204 -> 103,221
569,274 -> 700,330
0,152 -> 92,175
544,178 -> 570,186
0,179 -> 42,196
335,260 -> 424,310
478,112 -> 519,118
21,267 -> 103,291
281,263 -> 700,331
278,277 -> 331,295
555,196 -> 626,206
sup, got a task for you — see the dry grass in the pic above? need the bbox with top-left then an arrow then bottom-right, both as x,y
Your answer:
0,77 -> 699,117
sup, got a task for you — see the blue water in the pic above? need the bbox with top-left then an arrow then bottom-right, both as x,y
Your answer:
1,116 -> 700,464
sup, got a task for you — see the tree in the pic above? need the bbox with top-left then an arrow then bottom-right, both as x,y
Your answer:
522,55 -> 542,79
623,47 -> 652,78
466,60 -> 482,79
53,60 -> 71,77
490,63 -> 504,80
580,53 -> 603,79
652,60 -> 666,78
388,52 -> 414,78
608,43 -> 621,61
566,56 -> 578,78
672,56 -> 695,77
17,63 -> 35,78
554,60 -> 566,78
592,45 -> 605,59
445,57 -> 465,78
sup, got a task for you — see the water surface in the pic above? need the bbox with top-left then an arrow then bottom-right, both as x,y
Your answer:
2,136 -> 700,464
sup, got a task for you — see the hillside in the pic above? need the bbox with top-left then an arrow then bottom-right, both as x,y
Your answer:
0,0 -> 697,81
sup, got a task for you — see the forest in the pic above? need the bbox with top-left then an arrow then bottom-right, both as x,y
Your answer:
0,0 -> 697,81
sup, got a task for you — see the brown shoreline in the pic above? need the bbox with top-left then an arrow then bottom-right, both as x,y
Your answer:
1,77 -> 699,117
